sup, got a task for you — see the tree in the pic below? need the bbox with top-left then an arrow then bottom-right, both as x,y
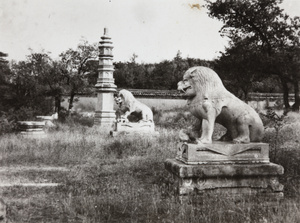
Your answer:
128,54 -> 146,89
114,54 -> 148,89
171,51 -> 189,89
152,60 -> 174,89
114,62 -> 130,88
7,51 -> 69,120
27,53 -> 66,113
0,52 -> 12,111
113,53 -> 214,90
59,40 -> 98,113
206,0 -> 300,110
10,60 -> 39,110
9,59 -> 52,119
214,40 -> 267,101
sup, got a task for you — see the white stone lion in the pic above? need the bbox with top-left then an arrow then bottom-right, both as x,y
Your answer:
115,89 -> 153,122
177,66 -> 264,144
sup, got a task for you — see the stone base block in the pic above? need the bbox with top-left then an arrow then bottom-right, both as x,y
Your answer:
20,131 -> 47,139
18,121 -> 47,139
165,159 -> 284,198
177,142 -> 270,164
110,120 -> 159,136
94,111 -> 116,129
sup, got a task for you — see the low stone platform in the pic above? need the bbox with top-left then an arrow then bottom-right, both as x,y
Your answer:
166,141 -> 284,198
110,120 -> 159,136
18,121 -> 46,138
165,159 -> 284,197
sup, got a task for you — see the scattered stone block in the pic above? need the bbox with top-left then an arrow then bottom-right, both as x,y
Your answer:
17,121 -> 46,138
44,120 -> 55,128
36,112 -> 58,121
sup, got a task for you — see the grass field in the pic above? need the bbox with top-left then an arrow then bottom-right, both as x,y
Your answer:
1,110 -> 300,222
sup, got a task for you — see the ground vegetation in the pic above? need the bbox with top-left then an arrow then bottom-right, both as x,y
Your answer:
0,108 -> 300,222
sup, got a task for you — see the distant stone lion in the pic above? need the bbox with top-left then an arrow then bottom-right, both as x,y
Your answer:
115,89 -> 153,122
177,66 -> 264,144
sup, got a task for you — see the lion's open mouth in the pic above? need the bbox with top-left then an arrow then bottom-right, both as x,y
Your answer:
179,86 -> 192,93
115,97 -> 123,106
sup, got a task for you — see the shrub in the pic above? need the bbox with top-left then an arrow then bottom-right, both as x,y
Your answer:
73,98 -> 96,112
154,108 -> 200,130
57,111 -> 94,127
0,113 -> 17,135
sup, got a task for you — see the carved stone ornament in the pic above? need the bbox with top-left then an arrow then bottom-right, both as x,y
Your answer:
111,89 -> 158,136
178,66 -> 264,144
177,141 -> 270,164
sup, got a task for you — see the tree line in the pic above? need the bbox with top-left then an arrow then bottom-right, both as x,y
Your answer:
0,0 -> 299,124
114,52 -> 212,90
0,48 -> 212,119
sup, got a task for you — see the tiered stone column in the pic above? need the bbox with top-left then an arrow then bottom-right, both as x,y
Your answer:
94,28 -> 117,128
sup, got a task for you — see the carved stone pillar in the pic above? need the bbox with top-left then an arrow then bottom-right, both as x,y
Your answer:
94,28 -> 117,128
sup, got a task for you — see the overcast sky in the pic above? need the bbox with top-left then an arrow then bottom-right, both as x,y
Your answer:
0,0 -> 299,63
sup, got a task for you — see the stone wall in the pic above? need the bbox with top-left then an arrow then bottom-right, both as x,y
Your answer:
70,90 -> 296,100
62,91 -> 297,112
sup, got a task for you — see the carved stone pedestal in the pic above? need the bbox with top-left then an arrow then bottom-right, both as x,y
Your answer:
177,142 -> 270,164
165,142 -> 284,199
110,119 -> 158,136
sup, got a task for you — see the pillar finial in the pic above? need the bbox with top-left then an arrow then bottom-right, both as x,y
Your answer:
104,27 -> 108,36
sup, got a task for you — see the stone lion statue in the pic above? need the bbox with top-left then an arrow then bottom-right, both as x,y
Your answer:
115,89 -> 153,122
177,66 -> 264,144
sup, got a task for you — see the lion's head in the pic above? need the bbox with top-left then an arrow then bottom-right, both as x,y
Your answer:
115,89 -> 136,111
178,66 -> 227,99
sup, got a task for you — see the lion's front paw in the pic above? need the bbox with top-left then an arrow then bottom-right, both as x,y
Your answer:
197,138 -> 212,144
120,116 -> 129,123
138,119 -> 152,123
179,130 -> 190,142
233,137 -> 250,144
233,139 -> 241,144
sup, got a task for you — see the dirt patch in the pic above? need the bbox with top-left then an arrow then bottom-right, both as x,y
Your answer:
0,166 -> 69,173
0,166 -> 69,187
0,182 -> 60,187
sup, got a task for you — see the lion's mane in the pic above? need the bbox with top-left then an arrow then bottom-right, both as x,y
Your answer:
119,89 -> 136,105
185,66 -> 231,100
118,89 -> 153,122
